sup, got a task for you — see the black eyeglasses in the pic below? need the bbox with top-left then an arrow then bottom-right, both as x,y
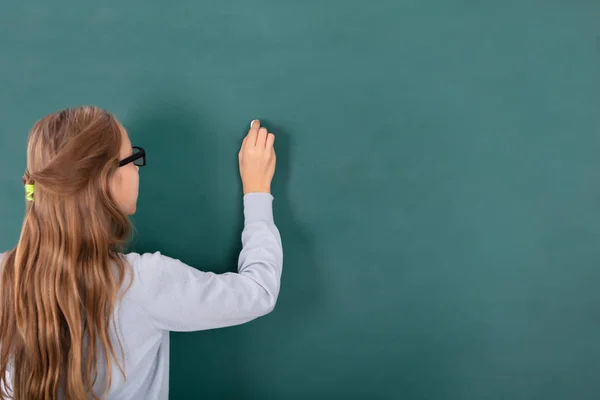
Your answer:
119,146 -> 146,167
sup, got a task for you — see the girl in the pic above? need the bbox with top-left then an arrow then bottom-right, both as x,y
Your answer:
0,106 -> 282,400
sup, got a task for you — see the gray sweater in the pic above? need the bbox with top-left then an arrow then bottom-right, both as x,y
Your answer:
1,193 -> 283,399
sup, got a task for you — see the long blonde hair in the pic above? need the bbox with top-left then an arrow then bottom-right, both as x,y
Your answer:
0,106 -> 132,399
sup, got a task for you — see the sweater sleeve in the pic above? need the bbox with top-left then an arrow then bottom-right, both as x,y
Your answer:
126,193 -> 283,332
0,252 -> 12,398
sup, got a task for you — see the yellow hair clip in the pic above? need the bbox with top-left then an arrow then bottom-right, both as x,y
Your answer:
25,184 -> 35,202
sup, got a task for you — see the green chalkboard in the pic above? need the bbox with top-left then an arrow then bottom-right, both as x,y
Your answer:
1,1 -> 600,399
